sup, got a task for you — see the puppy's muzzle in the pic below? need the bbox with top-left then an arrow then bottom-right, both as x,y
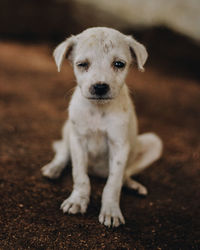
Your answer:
90,83 -> 110,97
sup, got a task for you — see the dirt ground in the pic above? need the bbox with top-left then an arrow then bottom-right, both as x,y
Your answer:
0,39 -> 200,249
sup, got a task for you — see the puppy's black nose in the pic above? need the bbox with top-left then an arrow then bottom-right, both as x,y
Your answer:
91,83 -> 110,96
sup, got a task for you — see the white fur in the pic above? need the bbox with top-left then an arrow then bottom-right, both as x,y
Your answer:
41,27 -> 163,227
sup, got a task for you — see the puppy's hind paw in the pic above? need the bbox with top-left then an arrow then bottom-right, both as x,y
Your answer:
41,163 -> 63,179
137,185 -> 148,196
125,178 -> 148,196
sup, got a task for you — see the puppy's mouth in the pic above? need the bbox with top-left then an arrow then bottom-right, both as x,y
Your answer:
88,97 -> 112,100
87,96 -> 113,104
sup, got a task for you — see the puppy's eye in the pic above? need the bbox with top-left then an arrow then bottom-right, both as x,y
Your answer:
77,62 -> 89,69
113,61 -> 126,69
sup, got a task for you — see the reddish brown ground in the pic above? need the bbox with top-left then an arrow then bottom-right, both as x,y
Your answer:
0,41 -> 199,249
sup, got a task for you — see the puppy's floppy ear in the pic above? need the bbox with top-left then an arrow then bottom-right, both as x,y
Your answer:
53,35 -> 76,72
126,35 -> 148,72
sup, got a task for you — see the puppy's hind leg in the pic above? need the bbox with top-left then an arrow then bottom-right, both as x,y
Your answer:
124,133 -> 163,195
41,122 -> 70,179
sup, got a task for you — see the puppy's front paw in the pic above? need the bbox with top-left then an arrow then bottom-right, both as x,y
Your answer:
41,163 -> 63,179
60,192 -> 89,215
99,203 -> 125,227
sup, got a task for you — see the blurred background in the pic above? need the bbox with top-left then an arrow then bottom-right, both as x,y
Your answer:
0,0 -> 200,78
0,0 -> 200,249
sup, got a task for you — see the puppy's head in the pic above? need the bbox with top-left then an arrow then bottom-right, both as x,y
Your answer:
53,27 -> 148,103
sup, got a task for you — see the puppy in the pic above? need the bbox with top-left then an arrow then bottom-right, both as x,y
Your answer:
41,27 -> 163,227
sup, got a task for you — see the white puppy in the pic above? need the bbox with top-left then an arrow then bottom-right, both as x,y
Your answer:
41,27 -> 163,227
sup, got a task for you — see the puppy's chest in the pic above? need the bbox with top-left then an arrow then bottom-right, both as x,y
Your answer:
71,111 -> 108,157
72,111 -> 107,135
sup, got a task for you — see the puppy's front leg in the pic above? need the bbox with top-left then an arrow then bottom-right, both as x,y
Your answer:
61,129 -> 90,214
99,140 -> 130,227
